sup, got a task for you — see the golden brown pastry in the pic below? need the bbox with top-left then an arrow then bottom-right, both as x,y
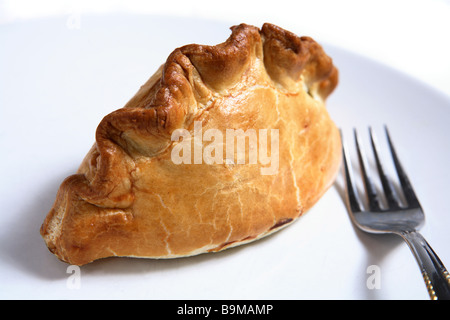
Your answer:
40,23 -> 341,266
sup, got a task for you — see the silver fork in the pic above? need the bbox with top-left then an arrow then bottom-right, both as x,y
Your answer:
341,126 -> 450,300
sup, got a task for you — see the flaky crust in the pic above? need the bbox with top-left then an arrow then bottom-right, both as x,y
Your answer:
40,23 -> 341,265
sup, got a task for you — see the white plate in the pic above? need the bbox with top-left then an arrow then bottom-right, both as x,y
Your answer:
1,15 -> 449,300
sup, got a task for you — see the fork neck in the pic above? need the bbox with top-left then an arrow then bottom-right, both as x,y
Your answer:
399,231 -> 450,300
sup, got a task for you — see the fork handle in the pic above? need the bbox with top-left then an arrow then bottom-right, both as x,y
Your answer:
399,231 -> 450,300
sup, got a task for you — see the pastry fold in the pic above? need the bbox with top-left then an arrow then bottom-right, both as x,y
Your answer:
41,23 -> 341,265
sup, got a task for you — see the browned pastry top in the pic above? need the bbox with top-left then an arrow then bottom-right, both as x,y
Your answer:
41,23 -> 340,265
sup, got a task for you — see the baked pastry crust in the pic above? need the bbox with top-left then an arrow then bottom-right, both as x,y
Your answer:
40,23 -> 341,265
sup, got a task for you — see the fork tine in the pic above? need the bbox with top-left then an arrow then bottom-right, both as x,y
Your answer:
384,126 -> 422,209
354,129 -> 382,211
341,130 -> 362,213
369,127 -> 401,209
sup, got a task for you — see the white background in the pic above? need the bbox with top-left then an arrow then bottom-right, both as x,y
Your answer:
1,0 -> 449,300
1,0 -> 450,97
